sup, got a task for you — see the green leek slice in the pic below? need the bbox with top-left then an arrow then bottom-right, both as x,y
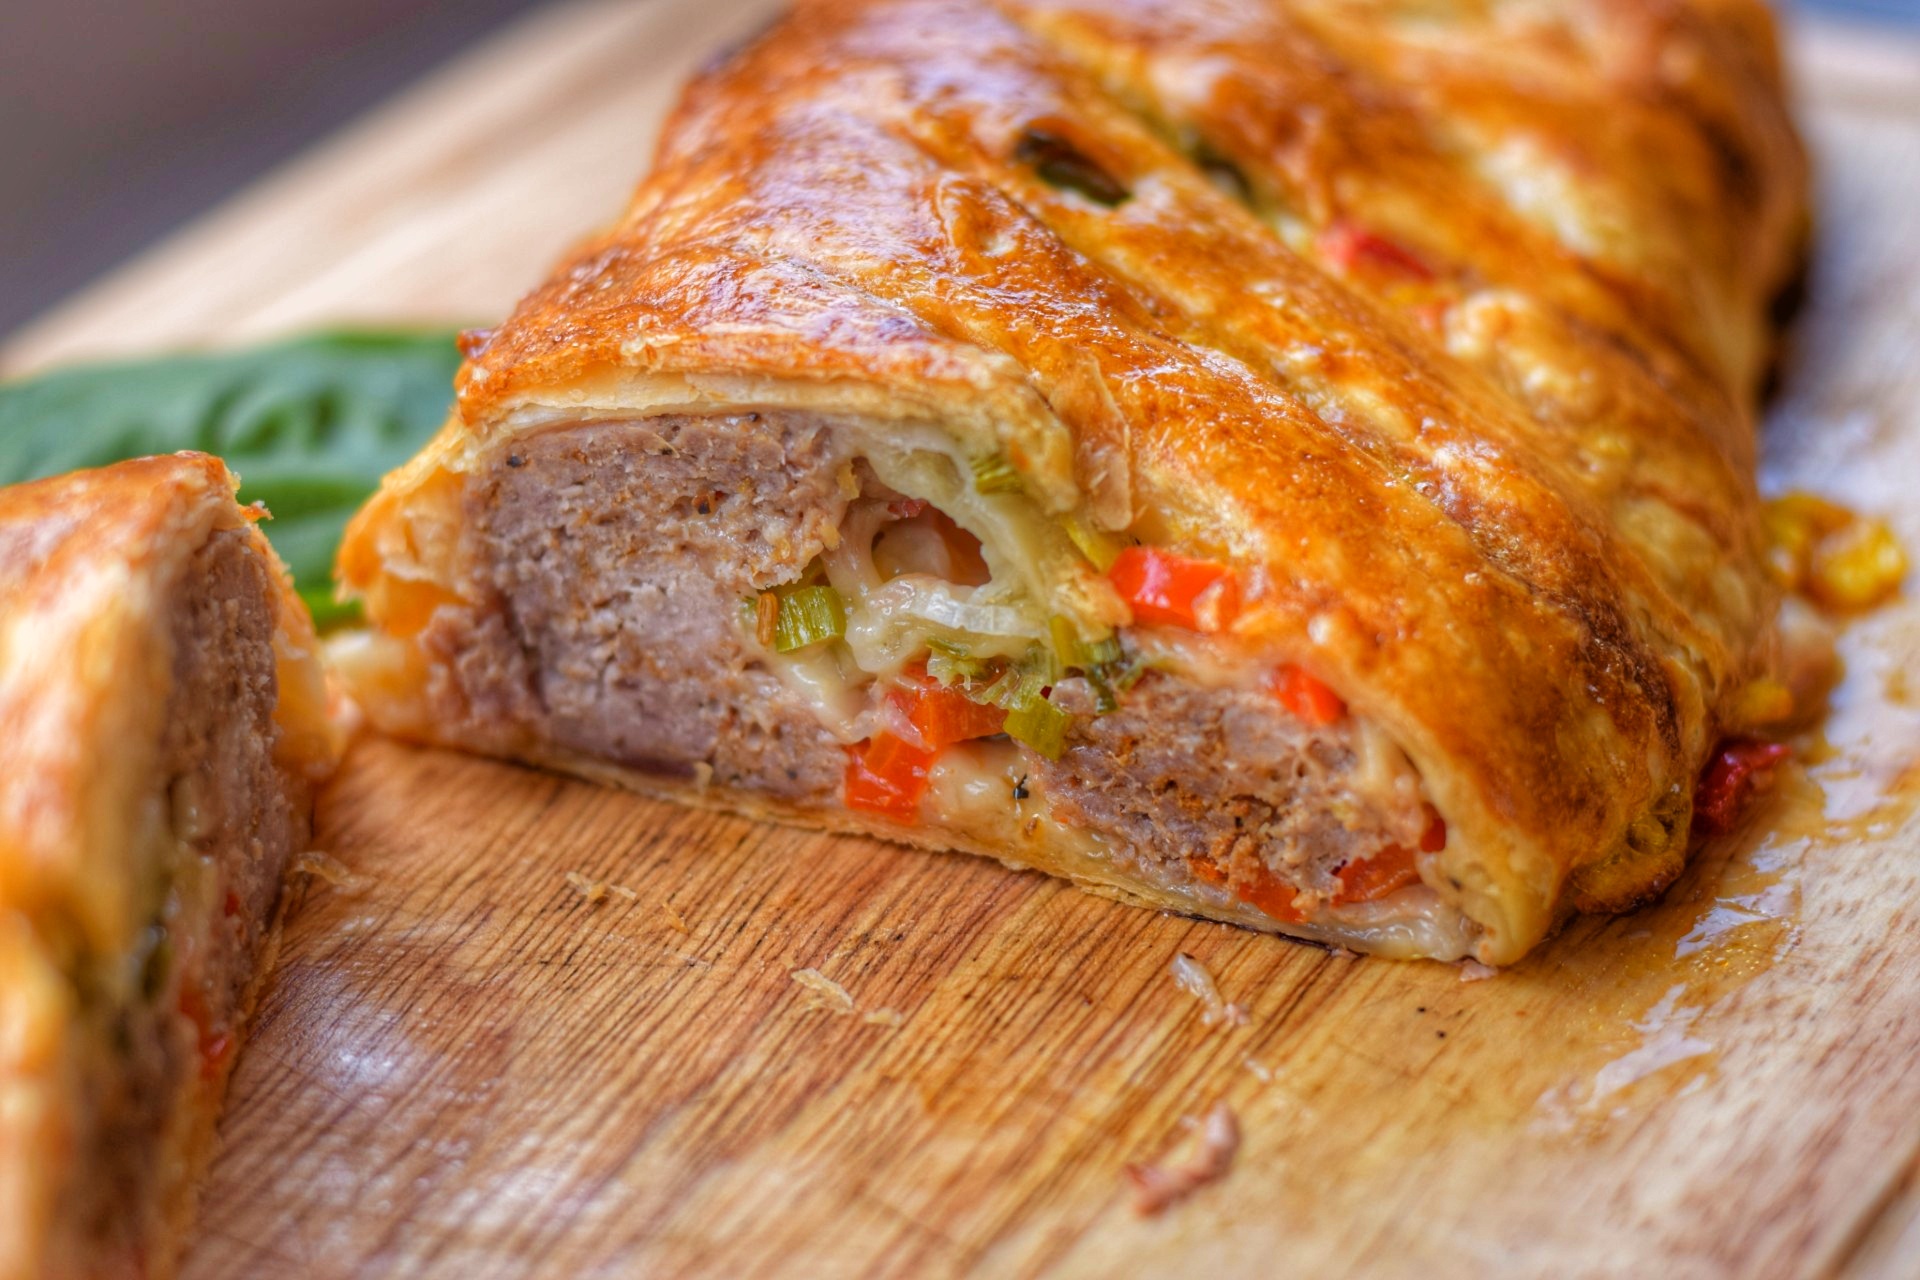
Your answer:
772,585 -> 846,652
1003,695 -> 1071,760
970,452 -> 1024,495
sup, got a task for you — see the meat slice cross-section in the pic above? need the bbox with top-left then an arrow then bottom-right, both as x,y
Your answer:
0,453 -> 335,1280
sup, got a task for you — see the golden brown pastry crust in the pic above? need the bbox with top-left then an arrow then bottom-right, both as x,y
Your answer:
340,0 -> 1806,963
0,453 -> 334,1280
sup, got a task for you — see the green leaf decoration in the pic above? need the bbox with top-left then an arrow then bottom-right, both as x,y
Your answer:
0,329 -> 464,626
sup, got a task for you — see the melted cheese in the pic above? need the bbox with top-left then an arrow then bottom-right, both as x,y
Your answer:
922,739 -> 1114,865
759,641 -> 869,744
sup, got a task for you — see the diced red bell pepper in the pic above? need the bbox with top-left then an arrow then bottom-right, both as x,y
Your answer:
844,732 -> 939,822
1319,220 -> 1435,282
1268,664 -> 1346,726
1332,806 -> 1447,904
1192,856 -> 1305,923
1692,740 -> 1791,837
908,684 -> 1007,748
1108,546 -> 1241,632
1333,843 -> 1419,905
1234,864 -> 1307,923
890,670 -> 1007,749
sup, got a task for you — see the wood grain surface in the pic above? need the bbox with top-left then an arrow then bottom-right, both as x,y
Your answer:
9,3 -> 1920,1276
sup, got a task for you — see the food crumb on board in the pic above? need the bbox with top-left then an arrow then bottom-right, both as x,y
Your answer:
790,968 -> 856,1015
660,898 -> 690,932
564,871 -> 648,907
1125,1102 -> 1242,1216
564,870 -> 608,904
1459,959 -> 1499,983
1169,953 -> 1250,1028
1242,1057 -> 1273,1083
290,851 -> 366,894
789,970 -> 906,1026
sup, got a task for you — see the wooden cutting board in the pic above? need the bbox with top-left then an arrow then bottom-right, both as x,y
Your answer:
9,4 -> 1920,1276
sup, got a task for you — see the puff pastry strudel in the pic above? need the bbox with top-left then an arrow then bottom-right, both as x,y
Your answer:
336,0 -> 1807,964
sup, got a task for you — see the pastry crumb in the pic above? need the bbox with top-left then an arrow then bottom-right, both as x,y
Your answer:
290,851 -> 365,894
790,968 -> 855,1015
659,898 -> 690,932
566,871 -> 647,906
790,970 -> 905,1025
1169,953 -> 1250,1028
564,870 -> 608,904
1125,1102 -> 1241,1215
1459,959 -> 1499,982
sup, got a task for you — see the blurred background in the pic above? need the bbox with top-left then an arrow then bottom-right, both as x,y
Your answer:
1,0 -> 1916,343
0,0 -> 543,340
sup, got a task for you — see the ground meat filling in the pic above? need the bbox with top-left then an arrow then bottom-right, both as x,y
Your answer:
74,527 -> 300,1258
1040,675 -> 1429,900
451,414 -> 1430,918
165,530 -> 300,963
457,415 -> 854,800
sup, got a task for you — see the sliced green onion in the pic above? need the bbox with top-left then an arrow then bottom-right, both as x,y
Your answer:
1063,513 -> 1125,570
772,585 -> 846,652
975,666 -> 1023,708
969,643 -> 1056,710
1048,616 -> 1123,673
1081,631 -> 1127,714
1017,640 -> 1061,690
1004,695 -> 1072,759
1082,634 -> 1123,668
1085,666 -> 1121,714
996,641 -> 1075,757
971,452 -> 1024,495
1042,619 -> 1127,713
927,643 -> 994,687
1048,615 -> 1080,670
925,652 -> 967,685
924,635 -> 969,684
